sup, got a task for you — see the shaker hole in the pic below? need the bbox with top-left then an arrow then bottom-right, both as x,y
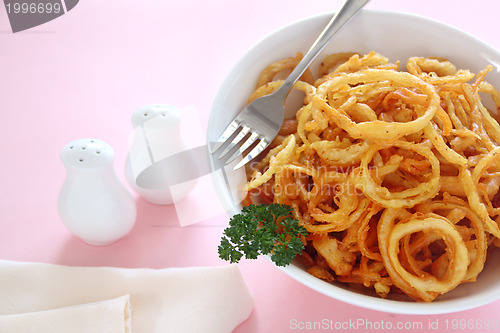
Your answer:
144,113 -> 148,116
96,151 -> 101,154
79,158 -> 84,162
81,147 -> 86,150
69,146 -> 74,149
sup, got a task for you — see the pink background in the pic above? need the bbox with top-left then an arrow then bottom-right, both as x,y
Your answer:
1,0 -> 500,332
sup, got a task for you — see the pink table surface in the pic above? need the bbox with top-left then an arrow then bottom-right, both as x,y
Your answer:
2,0 -> 500,332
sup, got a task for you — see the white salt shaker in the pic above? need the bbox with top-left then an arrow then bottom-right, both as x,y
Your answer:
58,138 -> 137,246
125,104 -> 197,205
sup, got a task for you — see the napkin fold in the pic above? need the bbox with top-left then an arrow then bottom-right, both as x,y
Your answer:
0,295 -> 131,333
0,260 -> 254,333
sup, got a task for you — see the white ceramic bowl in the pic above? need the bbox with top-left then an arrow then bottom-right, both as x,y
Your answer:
207,9 -> 500,314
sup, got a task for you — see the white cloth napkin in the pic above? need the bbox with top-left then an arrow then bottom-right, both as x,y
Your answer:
0,295 -> 131,333
0,260 -> 254,333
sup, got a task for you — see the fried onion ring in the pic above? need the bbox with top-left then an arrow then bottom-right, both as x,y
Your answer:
387,214 -> 468,298
314,69 -> 440,141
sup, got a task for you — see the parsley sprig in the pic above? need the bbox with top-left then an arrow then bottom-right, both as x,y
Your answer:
218,204 -> 308,267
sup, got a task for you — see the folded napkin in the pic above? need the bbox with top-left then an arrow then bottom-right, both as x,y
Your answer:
0,260 -> 254,333
0,295 -> 131,333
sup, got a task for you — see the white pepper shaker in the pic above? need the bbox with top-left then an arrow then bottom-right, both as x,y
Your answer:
58,138 -> 137,246
125,104 -> 197,205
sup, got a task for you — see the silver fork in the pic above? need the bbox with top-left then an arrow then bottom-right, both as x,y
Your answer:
211,0 -> 370,170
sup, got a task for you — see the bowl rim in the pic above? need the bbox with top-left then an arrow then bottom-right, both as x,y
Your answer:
208,8 -> 500,314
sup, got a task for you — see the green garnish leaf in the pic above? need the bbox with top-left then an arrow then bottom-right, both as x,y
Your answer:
218,204 -> 308,267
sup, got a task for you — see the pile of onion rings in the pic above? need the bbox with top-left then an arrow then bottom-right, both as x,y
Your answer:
243,51 -> 500,302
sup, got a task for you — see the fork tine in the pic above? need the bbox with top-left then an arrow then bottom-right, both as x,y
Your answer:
232,138 -> 269,170
225,131 -> 260,165
217,125 -> 251,159
210,119 -> 240,154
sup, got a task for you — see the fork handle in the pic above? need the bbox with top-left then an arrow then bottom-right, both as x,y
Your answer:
275,0 -> 370,99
